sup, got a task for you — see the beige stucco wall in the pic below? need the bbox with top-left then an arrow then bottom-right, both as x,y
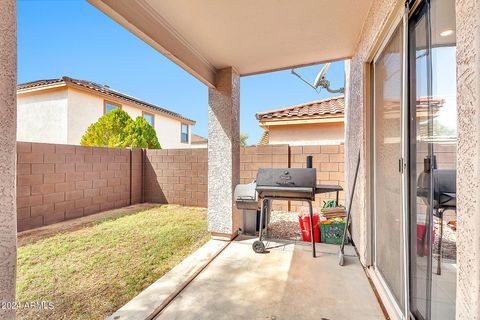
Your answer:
455,0 -> 480,318
66,88 -> 104,144
267,122 -> 344,146
17,87 -> 193,148
208,67 -> 240,238
153,112 -> 192,149
122,103 -> 142,119
17,89 -> 69,144
346,0 -> 399,267
67,88 -> 193,148
347,0 -> 479,319
0,0 -> 17,318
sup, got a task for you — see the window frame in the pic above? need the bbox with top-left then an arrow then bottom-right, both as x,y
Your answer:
103,100 -> 122,114
181,123 -> 189,143
142,111 -> 155,127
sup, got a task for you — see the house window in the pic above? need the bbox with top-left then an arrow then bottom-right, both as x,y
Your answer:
143,112 -> 154,126
181,124 -> 189,143
104,101 -> 121,114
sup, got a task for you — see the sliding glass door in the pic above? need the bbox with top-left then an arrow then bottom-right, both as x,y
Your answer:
409,4 -> 432,317
372,17 -> 406,315
409,0 -> 457,319
371,1 -> 457,318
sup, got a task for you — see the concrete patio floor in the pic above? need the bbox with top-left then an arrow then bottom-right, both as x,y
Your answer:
153,236 -> 386,320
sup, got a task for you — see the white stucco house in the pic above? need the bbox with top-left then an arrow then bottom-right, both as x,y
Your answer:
16,76 -> 196,149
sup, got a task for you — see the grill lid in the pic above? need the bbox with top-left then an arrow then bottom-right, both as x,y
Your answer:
255,168 -> 317,200
255,168 -> 316,188
234,181 -> 258,202
234,181 -> 258,210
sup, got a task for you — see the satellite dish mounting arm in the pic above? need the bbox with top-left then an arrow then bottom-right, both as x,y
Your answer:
291,63 -> 344,94
291,69 -> 321,93
320,79 -> 345,94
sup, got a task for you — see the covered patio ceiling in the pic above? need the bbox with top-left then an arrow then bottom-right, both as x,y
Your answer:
88,0 -> 373,87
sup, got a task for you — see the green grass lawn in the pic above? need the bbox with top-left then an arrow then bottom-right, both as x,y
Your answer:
16,205 -> 209,320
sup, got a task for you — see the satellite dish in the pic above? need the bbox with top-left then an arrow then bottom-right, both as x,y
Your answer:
291,63 -> 344,94
313,63 -> 331,88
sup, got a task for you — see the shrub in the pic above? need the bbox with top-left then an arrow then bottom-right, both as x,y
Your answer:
124,116 -> 161,149
80,109 -> 161,149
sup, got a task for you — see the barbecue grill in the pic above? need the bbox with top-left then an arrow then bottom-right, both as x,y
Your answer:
255,167 -> 317,256
234,181 -> 262,236
234,156 -> 343,257
250,156 -> 343,257
417,168 -> 456,275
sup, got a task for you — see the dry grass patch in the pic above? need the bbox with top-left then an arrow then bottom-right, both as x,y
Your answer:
16,205 -> 209,320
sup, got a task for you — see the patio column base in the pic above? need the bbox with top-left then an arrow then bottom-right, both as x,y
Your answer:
210,232 -> 238,241
207,67 -> 240,237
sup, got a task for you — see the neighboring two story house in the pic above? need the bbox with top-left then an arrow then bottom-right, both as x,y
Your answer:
256,96 -> 345,146
17,76 -> 195,149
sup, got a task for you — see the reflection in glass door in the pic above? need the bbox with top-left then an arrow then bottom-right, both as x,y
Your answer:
409,0 -> 457,319
409,4 -> 432,317
372,18 -> 405,315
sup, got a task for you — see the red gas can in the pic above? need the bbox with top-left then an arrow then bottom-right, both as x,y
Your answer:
298,214 -> 320,243
416,224 -> 436,256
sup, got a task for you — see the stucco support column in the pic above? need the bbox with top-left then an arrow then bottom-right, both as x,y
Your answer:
0,0 -> 17,318
456,0 -> 480,319
207,67 -> 240,239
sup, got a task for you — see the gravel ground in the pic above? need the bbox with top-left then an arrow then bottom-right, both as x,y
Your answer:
268,211 -> 303,240
267,211 -> 457,262
434,219 -> 457,261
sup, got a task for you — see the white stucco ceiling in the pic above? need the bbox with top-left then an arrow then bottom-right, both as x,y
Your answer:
89,0 -> 374,85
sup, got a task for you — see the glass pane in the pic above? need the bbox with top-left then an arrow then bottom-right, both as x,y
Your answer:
143,113 -> 153,126
181,124 -> 188,142
373,22 -> 404,310
430,0 -> 457,318
409,7 -> 431,318
105,103 -> 119,113
410,1 -> 457,319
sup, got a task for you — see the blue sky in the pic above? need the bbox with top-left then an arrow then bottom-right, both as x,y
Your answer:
17,0 -> 345,145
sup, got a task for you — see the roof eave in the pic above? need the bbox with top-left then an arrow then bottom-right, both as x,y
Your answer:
17,79 -> 196,125
17,82 -> 67,94
259,116 -> 345,127
255,96 -> 345,118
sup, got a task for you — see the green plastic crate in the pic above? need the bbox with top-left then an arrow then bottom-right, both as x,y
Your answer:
320,222 -> 348,244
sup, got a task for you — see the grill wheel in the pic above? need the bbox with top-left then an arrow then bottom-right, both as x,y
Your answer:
252,240 -> 266,253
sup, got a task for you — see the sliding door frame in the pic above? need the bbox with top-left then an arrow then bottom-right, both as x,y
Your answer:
408,1 -> 435,318
370,5 -> 410,319
401,4 -> 411,319
369,0 -> 456,319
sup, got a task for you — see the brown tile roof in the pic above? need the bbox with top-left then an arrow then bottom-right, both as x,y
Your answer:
17,76 -> 195,124
256,96 -> 344,121
17,79 -> 64,90
191,134 -> 208,144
